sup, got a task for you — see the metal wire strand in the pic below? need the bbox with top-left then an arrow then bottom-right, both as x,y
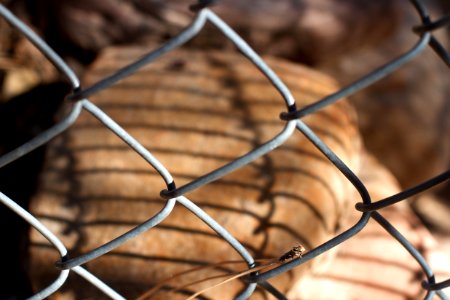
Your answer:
413,14 -> 450,33
423,279 -> 450,292
176,196 -> 258,299
81,100 -> 175,188
0,5 -> 79,88
55,197 -> 177,270
371,211 -> 450,300
66,9 -> 211,102
0,4 -> 83,169
428,36 -> 450,67
279,33 -> 431,121
356,170 -> 450,212
245,120 -> 373,283
160,9 -> 298,199
0,192 -> 125,300
0,0 -> 449,299
0,102 -> 82,169
160,120 -> 297,199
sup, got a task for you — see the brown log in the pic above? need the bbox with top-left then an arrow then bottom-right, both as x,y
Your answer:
28,45 -> 361,299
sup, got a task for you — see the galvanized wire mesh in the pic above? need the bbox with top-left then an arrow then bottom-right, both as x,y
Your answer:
0,0 -> 449,299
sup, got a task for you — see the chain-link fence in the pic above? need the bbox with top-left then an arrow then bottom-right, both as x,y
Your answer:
0,0 -> 449,299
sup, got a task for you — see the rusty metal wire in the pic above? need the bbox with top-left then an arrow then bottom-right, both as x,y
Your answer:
0,0 -> 449,299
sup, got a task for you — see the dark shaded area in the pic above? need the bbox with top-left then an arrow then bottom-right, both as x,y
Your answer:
0,82 -> 71,299
5,0 -> 167,65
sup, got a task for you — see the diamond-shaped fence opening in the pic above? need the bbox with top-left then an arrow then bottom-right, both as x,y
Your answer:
0,0 -> 449,299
